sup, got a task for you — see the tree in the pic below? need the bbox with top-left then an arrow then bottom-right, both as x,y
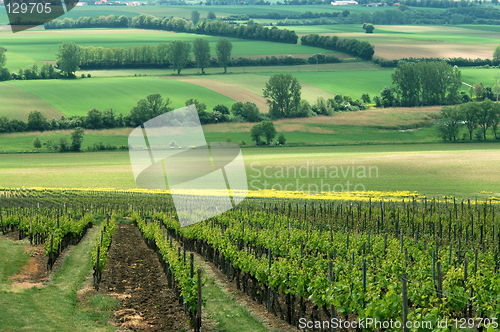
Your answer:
494,45 -> 500,61
207,11 -> 216,20
85,108 -> 103,129
477,99 -> 494,140
126,94 -> 172,127
437,106 -> 462,141
192,38 -> 210,74
58,137 -> 70,152
380,86 -> 396,107
460,102 -> 480,140
27,111 -> 48,132
392,63 -> 420,107
33,137 -> 42,149
216,39 -> 232,74
473,83 -> 484,100
277,133 -> 286,145
0,47 -> 6,68
362,23 -> 375,33
191,10 -> 200,25
260,121 -> 277,145
250,123 -> 263,145
361,93 -> 371,104
263,73 -> 302,119
491,103 -> 500,139
213,104 -> 229,116
71,127 -> 85,151
167,41 -> 191,75
56,42 -> 82,77
185,98 -> 210,124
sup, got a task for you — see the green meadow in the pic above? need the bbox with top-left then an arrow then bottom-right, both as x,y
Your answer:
2,76 -> 235,117
0,144 -> 498,198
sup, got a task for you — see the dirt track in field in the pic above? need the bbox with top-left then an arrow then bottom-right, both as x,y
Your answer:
164,76 -> 269,113
99,224 -> 189,331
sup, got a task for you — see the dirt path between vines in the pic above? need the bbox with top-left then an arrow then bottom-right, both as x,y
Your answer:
192,252 -> 299,332
99,224 -> 190,331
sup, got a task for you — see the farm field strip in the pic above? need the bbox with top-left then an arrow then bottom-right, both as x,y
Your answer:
74,62 -> 380,78
0,144 -> 498,197
3,77 -> 235,117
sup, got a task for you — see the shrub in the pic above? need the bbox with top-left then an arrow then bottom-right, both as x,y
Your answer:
277,133 -> 286,145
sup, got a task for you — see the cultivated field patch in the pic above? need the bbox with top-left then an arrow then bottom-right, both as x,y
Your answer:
0,83 -> 64,121
3,77 -> 235,117
164,76 -> 269,112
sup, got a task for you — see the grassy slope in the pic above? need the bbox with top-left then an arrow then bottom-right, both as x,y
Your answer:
0,144 -> 498,197
0,227 -> 115,332
0,29 -> 332,71
3,77 -> 235,117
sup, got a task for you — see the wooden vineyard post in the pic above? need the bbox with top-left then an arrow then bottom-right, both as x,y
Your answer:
196,268 -> 202,332
267,249 -> 272,313
328,260 -> 336,332
94,245 -> 101,290
436,262 -> 443,302
402,273 -> 409,332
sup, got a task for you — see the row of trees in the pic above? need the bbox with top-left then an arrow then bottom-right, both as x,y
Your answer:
56,39 -> 233,77
32,128 -> 85,153
438,100 -> 500,141
391,61 -> 462,107
45,14 -> 299,45
0,93 -> 267,134
373,57 -> 500,68
342,4 -> 500,25
300,34 -> 375,61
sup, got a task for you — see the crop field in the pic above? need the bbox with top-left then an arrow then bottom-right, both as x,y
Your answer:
2,77 -> 235,117
294,25 -> 500,60
0,143 -> 498,197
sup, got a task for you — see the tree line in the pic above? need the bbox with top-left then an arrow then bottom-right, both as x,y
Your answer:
342,4 -> 500,26
45,14 -> 298,45
300,34 -> 375,61
438,100 -> 500,141
0,94 -> 267,134
77,43 -> 340,71
373,57 -> 500,68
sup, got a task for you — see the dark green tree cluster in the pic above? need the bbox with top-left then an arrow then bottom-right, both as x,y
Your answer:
250,121 -> 278,145
45,14 -> 298,44
13,63 -> 58,80
438,100 -> 500,141
343,4 -> 500,25
390,61 -> 462,107
374,57 -> 500,68
231,102 -> 262,122
263,73 -> 303,119
0,47 -> 10,81
44,15 -> 129,29
300,34 -> 374,60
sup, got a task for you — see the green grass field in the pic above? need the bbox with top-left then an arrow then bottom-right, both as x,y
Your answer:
0,144 -> 498,198
2,76 -> 235,117
0,29 -> 333,71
